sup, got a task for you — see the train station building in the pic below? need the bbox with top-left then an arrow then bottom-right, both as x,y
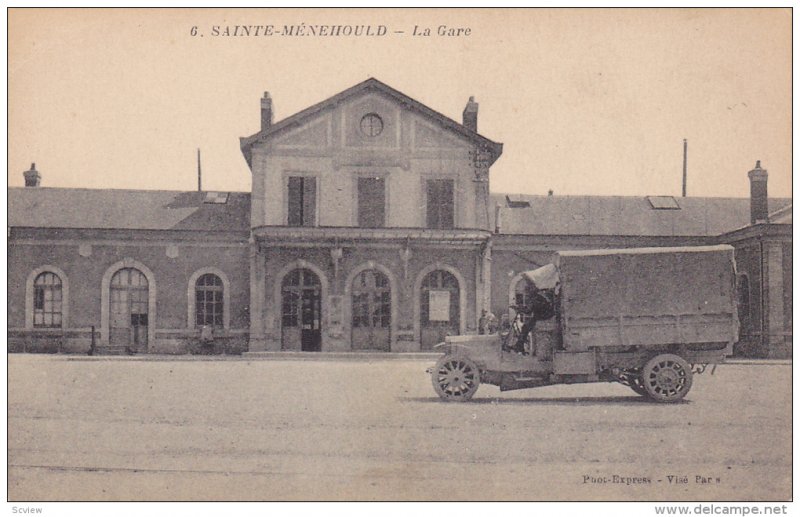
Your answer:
8,78 -> 793,358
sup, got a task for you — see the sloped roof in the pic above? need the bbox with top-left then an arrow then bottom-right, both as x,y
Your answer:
492,193 -> 792,237
769,204 -> 792,224
240,77 -> 503,167
8,187 -> 251,232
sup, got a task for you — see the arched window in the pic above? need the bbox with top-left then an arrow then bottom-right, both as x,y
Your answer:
33,272 -> 62,328
195,273 -> 224,328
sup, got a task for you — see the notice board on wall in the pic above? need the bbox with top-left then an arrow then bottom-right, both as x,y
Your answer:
428,290 -> 450,322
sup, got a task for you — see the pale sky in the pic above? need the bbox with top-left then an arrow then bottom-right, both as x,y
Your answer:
8,8 -> 792,199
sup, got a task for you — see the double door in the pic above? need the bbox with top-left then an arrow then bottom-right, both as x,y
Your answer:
281,269 -> 322,352
109,268 -> 149,351
351,270 -> 391,351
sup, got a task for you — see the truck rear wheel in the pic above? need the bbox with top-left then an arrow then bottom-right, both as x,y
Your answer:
432,355 -> 480,402
642,354 -> 693,403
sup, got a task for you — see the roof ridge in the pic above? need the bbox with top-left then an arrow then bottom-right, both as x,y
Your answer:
492,192 -> 790,201
769,203 -> 792,217
8,186 -> 250,195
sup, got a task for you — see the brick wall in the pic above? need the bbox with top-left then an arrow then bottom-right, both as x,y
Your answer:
9,230 -> 250,354
255,243 -> 479,352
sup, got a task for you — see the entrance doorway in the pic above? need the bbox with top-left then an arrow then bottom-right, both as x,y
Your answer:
281,269 -> 322,351
109,268 -> 149,352
351,269 -> 391,351
420,270 -> 460,350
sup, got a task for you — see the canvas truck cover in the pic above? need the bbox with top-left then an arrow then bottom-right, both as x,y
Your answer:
522,264 -> 559,290
555,245 -> 739,351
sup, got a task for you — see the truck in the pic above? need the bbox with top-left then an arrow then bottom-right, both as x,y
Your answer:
429,245 -> 739,403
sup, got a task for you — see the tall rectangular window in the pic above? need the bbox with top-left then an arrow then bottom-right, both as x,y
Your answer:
357,177 -> 386,228
426,178 -> 454,229
287,176 -> 317,227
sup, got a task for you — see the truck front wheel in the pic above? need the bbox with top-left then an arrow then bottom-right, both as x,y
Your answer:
432,355 -> 480,402
641,354 -> 693,403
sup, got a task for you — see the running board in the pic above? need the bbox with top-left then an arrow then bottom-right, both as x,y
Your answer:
499,374 -> 551,392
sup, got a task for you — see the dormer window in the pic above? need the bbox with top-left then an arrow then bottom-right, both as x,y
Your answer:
647,196 -> 680,210
505,195 -> 531,208
360,113 -> 384,137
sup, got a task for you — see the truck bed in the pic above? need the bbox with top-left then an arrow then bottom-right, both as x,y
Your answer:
556,245 -> 739,351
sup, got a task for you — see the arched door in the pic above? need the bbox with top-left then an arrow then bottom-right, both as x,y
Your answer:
351,269 -> 391,351
109,268 -> 149,351
420,270 -> 460,350
281,269 -> 322,352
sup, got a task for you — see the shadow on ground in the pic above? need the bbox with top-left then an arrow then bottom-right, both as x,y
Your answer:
399,395 -> 690,406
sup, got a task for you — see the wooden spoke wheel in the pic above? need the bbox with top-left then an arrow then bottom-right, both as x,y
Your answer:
642,354 -> 693,403
432,355 -> 481,402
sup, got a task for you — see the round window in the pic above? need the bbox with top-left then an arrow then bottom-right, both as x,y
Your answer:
360,113 -> 384,137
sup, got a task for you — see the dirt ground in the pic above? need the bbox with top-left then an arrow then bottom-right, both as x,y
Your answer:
7,355 -> 791,501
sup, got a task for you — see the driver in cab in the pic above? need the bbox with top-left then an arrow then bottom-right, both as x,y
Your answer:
508,265 -> 558,355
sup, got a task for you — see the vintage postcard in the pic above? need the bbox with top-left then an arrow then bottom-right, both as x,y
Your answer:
7,7 -> 792,508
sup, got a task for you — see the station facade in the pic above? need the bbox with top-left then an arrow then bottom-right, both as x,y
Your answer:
8,78 -> 792,358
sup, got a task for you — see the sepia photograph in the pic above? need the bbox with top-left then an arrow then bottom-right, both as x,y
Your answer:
6,7 -> 793,509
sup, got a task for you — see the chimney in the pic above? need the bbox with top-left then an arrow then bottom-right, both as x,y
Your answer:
462,96 -> 478,132
24,163 -> 41,187
261,92 -> 273,132
747,160 -> 768,224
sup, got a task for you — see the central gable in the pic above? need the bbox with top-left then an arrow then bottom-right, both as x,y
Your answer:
267,89 -> 471,152
240,78 -> 503,166
342,92 -> 402,149
413,119 -> 467,149
272,116 -> 332,149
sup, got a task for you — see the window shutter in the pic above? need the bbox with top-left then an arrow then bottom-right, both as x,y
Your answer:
426,180 -> 439,228
358,177 -> 385,228
302,177 -> 316,226
440,179 -> 454,229
287,177 -> 304,226
426,179 -> 454,229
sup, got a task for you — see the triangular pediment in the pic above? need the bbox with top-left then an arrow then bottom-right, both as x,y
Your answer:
273,117 -> 330,148
240,78 -> 503,167
413,120 -> 465,149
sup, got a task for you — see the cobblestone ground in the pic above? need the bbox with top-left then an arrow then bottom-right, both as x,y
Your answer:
8,355 -> 791,501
